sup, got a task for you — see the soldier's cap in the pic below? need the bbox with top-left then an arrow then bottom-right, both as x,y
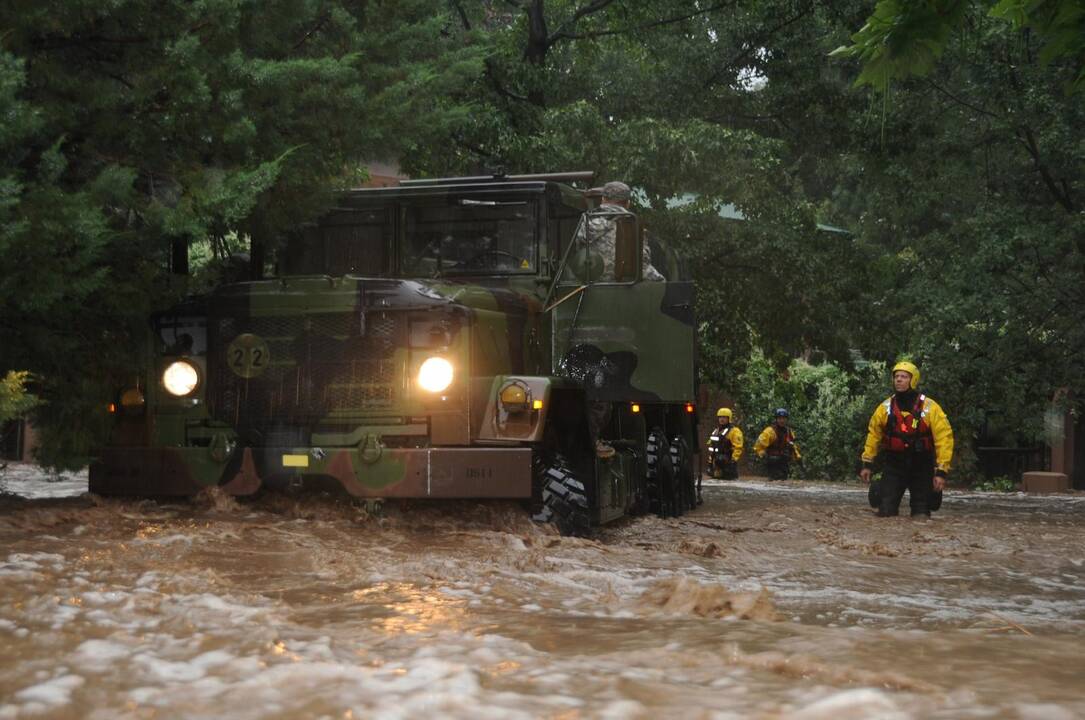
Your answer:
601,181 -> 631,201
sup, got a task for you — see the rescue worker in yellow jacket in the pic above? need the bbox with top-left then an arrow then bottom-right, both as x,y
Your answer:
859,361 -> 954,519
707,408 -> 744,481
754,408 -> 801,480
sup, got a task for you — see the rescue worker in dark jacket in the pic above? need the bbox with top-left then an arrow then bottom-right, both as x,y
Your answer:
859,361 -> 954,519
707,408 -> 744,480
754,408 -> 801,480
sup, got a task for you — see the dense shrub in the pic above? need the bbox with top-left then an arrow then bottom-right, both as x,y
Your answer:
0,371 -> 38,424
737,352 -> 889,481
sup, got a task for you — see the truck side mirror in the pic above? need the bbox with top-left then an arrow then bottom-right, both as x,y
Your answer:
613,216 -> 639,282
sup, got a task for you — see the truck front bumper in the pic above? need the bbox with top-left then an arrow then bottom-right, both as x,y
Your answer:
90,445 -> 533,499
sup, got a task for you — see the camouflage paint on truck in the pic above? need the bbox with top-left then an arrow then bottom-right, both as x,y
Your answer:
92,175 -> 699,531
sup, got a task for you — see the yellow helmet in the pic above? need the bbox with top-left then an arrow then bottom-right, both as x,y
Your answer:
716,407 -> 732,419
892,361 -> 920,390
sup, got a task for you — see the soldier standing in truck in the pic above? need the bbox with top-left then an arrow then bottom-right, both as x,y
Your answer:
573,181 -> 665,282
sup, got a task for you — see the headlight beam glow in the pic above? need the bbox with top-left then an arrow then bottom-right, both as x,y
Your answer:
417,357 -> 454,393
162,360 -> 200,397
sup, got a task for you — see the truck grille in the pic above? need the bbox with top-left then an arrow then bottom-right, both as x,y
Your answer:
207,310 -> 404,442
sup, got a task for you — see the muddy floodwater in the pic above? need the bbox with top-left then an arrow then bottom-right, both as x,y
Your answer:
1,465 -> 1084,719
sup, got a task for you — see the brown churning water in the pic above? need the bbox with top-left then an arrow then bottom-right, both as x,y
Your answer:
1,466 -> 1084,718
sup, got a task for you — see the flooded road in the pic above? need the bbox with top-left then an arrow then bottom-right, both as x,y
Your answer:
2,465 -> 1084,719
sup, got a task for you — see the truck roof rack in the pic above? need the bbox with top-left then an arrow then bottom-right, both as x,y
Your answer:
398,171 -> 594,187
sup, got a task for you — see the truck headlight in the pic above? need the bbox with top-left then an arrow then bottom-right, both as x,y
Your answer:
162,360 -> 200,397
418,357 -> 453,393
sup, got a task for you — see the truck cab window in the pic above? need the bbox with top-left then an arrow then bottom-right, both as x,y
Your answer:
283,209 -> 390,276
402,198 -> 537,276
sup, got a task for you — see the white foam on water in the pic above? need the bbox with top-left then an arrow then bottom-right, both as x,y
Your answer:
72,639 -> 132,666
134,652 -> 213,682
1029,576 -> 1085,593
135,571 -> 165,588
439,586 -> 482,599
163,592 -> 275,624
3,551 -> 66,570
954,594 -> 1085,627
553,567 -> 643,596
595,699 -> 647,719
787,687 -> 904,719
132,533 -> 194,547
0,463 -> 88,498
127,686 -> 163,705
772,585 -> 945,611
80,590 -> 130,606
84,607 -> 162,632
1015,703 -> 1078,720
46,603 -> 82,629
67,617 -> 581,718
0,567 -> 45,582
13,673 -> 86,706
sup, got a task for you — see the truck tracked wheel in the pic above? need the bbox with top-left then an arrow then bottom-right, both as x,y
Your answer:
533,460 -> 591,537
668,435 -> 696,512
647,428 -> 683,518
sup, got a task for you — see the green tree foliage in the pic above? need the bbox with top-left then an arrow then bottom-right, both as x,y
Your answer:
737,352 -> 888,479
446,0 -> 1080,475
434,1 -> 874,386
0,371 -> 38,424
0,0 -> 484,467
833,0 -> 1085,93
828,0 -> 1084,457
2,0 -> 1079,477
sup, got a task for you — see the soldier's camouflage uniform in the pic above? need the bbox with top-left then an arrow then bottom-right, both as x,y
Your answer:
574,203 -> 665,282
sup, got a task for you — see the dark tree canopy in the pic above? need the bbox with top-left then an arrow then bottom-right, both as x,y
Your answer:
0,0 -> 484,465
1,0 -> 1081,475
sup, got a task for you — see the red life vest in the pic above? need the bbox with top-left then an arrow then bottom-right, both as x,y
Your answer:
882,394 -> 934,453
767,426 -> 794,457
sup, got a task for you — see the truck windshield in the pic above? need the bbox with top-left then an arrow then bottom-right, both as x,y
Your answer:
402,199 -> 537,276
153,314 -> 207,356
282,208 -> 390,276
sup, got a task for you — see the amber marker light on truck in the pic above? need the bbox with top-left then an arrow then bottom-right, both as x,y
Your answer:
418,357 -> 454,393
499,383 -> 528,410
162,360 -> 200,397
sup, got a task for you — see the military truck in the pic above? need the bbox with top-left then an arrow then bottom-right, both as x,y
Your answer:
91,173 -> 699,534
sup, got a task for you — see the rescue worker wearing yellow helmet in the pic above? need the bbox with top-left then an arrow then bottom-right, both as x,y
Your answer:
859,361 -> 954,519
707,408 -> 744,482
754,408 -> 801,480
